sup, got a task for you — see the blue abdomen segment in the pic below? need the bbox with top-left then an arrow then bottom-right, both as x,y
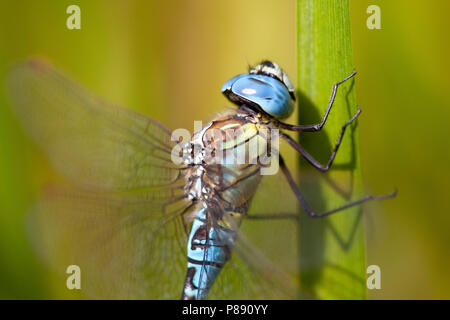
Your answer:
181,208 -> 234,300
222,73 -> 294,119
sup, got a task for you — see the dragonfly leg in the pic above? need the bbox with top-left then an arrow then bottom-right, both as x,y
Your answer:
280,106 -> 360,173
278,70 -> 357,132
246,213 -> 298,220
279,155 -> 397,218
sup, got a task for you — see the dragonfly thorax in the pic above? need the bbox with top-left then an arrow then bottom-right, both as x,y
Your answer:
182,112 -> 267,208
182,139 -> 216,204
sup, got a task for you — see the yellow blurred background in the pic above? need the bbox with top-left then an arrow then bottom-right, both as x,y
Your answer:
0,0 -> 449,299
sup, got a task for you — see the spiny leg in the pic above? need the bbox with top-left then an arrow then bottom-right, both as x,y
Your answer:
279,155 -> 396,218
278,70 -> 356,132
280,106 -> 361,173
247,105 -> 365,220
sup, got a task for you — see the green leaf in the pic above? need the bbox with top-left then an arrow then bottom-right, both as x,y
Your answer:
297,0 -> 366,299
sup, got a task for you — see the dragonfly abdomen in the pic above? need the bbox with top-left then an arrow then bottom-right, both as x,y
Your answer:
181,207 -> 239,300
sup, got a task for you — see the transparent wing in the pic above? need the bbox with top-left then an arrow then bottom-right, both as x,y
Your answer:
30,184 -> 192,299
7,58 -> 181,191
7,58 -> 193,299
207,171 -> 306,300
209,223 -> 302,299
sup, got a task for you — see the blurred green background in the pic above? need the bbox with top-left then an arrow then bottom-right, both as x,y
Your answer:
0,0 -> 449,299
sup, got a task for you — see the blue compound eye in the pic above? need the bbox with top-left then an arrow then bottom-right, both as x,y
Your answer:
222,73 -> 294,119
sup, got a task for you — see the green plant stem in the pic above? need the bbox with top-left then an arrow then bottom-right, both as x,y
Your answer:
297,0 -> 366,299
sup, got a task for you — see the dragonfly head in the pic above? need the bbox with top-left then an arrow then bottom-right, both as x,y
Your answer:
222,60 -> 296,119
249,60 -> 296,101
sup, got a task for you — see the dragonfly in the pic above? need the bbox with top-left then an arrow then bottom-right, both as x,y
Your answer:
7,58 -> 395,300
